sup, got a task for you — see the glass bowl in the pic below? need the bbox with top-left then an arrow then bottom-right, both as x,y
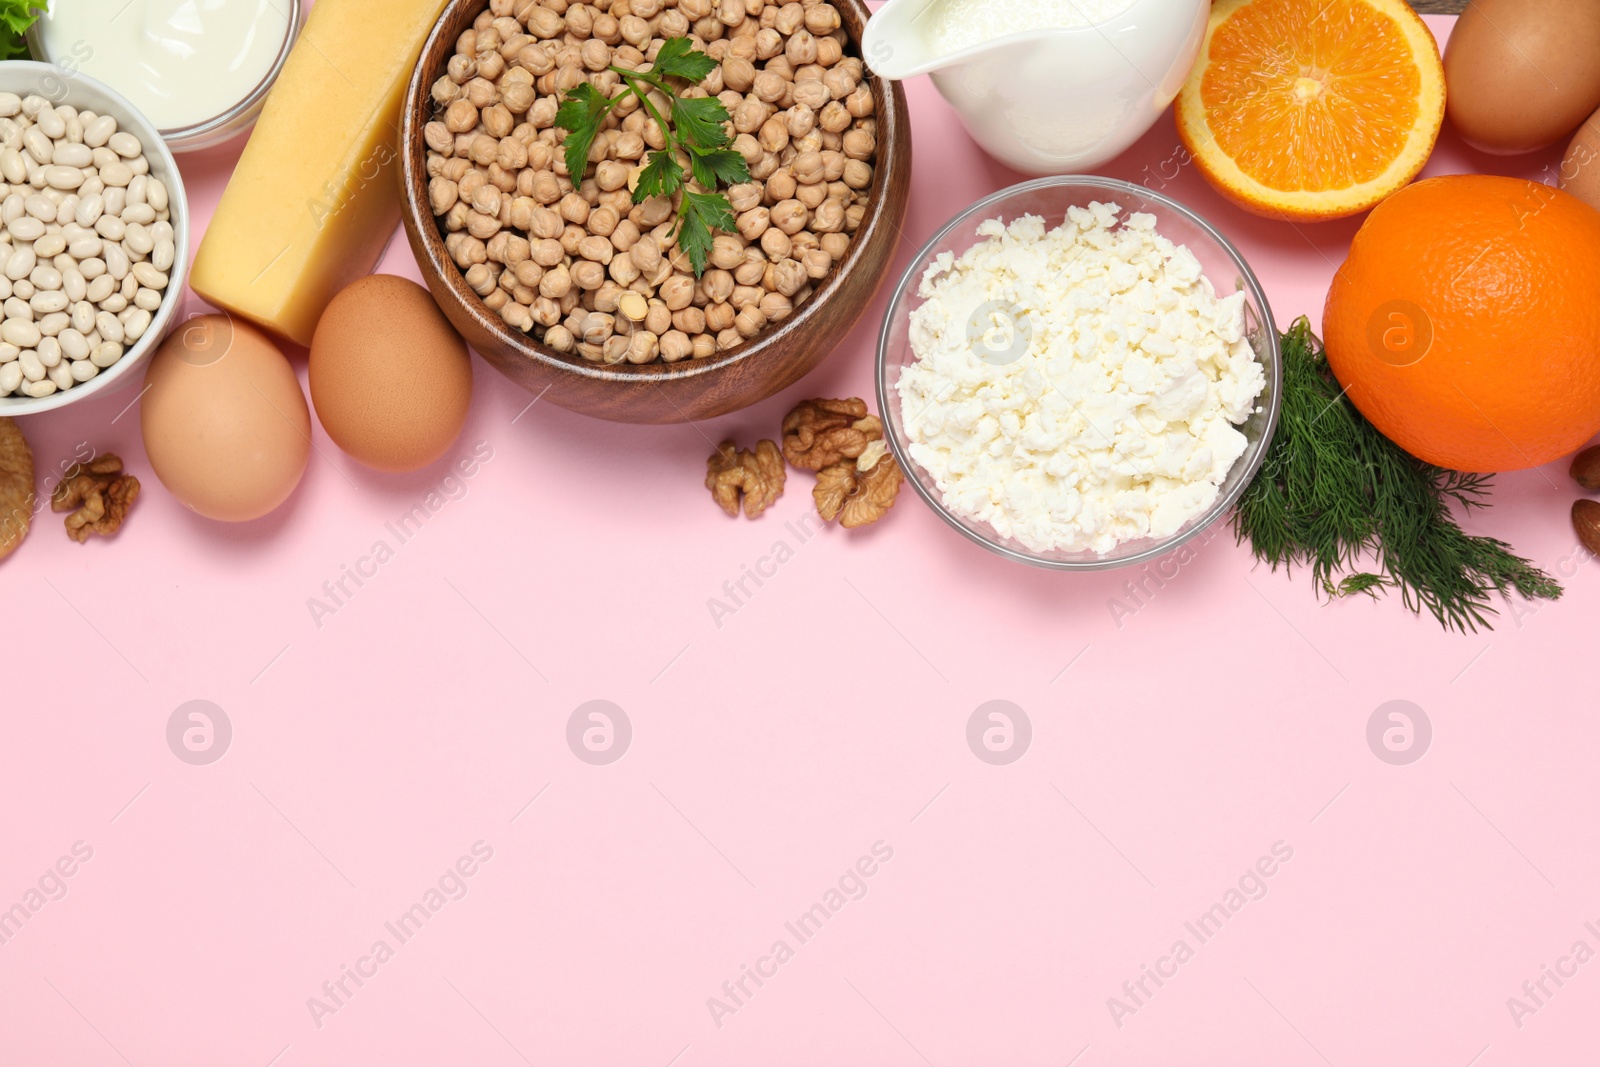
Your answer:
875,175 -> 1281,571
27,0 -> 301,154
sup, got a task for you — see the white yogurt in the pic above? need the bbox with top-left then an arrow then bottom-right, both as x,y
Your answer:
922,0 -> 1140,55
36,0 -> 292,131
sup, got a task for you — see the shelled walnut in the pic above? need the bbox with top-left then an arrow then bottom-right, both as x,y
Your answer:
707,438 -> 785,518
780,395 -> 881,470
814,438 -> 902,528
0,417 -> 33,562
52,453 -> 139,543
423,0 -> 879,365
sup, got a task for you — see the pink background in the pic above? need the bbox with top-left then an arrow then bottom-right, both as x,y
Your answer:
3,12 -> 1597,1066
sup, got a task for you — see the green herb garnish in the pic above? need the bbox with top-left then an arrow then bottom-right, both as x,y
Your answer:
1234,317 -> 1562,632
555,37 -> 750,277
0,0 -> 41,61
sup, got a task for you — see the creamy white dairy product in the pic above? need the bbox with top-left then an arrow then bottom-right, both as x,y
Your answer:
921,0 -> 1140,55
896,204 -> 1265,555
37,0 -> 292,130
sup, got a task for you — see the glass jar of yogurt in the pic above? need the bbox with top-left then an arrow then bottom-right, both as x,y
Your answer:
29,0 -> 300,153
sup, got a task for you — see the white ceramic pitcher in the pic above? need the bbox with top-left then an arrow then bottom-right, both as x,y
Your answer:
862,0 -> 1209,175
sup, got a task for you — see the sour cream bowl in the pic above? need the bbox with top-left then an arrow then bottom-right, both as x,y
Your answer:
28,0 -> 300,153
876,176 -> 1282,571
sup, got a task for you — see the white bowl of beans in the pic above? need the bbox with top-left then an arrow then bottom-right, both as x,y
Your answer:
0,62 -> 191,417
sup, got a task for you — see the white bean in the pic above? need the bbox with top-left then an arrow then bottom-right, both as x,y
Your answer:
84,115 -> 116,148
0,342 -> 15,362
75,193 -> 103,227
0,94 -> 20,119
47,360 -> 72,390
71,300 -> 96,333
37,311 -> 67,336
44,166 -> 84,190
127,174 -> 147,206
107,132 -> 141,159
0,148 -> 23,184
6,216 -> 43,241
22,127 -> 52,164
62,267 -> 85,303
104,242 -> 129,279
152,239 -> 174,272
29,265 -> 61,291
133,286 -> 162,312
22,379 -> 57,398
104,187 -> 126,216
3,297 -> 29,321
52,142 -> 91,168
120,202 -> 155,226
123,222 -> 152,256
4,246 -> 34,280
100,293 -> 127,313
70,359 -> 97,382
120,271 -> 138,300
78,256 -> 105,280
30,290 -> 67,314
90,340 -> 122,368
122,308 -> 151,343
100,160 -> 133,187
68,235 -> 101,259
84,275 -> 114,304
147,178 -> 168,213
131,262 -> 166,289
33,233 -> 66,258
17,347 -> 43,380
36,107 -> 65,140
37,335 -> 61,367
59,328 -> 88,359
0,361 -> 20,394
95,214 -> 125,241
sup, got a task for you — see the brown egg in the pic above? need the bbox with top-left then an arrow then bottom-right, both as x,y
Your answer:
310,274 -> 473,473
1445,0 -> 1600,155
141,316 -> 311,522
1563,106 -> 1600,210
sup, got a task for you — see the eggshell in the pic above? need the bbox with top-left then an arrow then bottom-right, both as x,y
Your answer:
141,315 -> 312,522
309,274 -> 473,474
1445,0 -> 1600,155
1563,106 -> 1600,211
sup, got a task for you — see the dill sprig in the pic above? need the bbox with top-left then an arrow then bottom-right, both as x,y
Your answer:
1233,317 -> 1562,632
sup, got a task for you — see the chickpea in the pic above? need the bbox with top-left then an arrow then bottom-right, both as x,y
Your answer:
716,0 -> 745,27
775,2 -> 804,35
692,333 -> 718,359
796,181 -> 827,210
791,150 -> 824,185
705,301 -> 735,332
557,192 -> 590,224
768,255 -> 806,294
770,198 -> 808,235
843,159 -> 872,191
658,273 -> 695,311
602,335 -> 630,363
540,263 -> 572,298
722,56 -> 757,93
752,70 -> 787,104
660,329 -> 693,362
644,301 -> 672,335
758,115 -> 789,154
429,177 -> 459,214
610,219 -> 642,251
632,195 -> 673,227
760,227 -> 791,260
760,290 -> 794,321
445,99 -> 479,134
734,250 -> 768,287
755,27 -> 785,59
545,324 -> 576,352
673,306 -> 707,334
844,84 -> 873,118
785,30 -> 818,66
608,253 -> 642,285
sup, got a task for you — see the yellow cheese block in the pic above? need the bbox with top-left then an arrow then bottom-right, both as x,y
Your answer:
191,0 -> 449,347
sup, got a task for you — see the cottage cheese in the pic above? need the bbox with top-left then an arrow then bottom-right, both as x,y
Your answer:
896,203 -> 1265,555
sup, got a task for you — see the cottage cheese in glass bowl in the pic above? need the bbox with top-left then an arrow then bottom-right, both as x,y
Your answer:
876,176 -> 1281,571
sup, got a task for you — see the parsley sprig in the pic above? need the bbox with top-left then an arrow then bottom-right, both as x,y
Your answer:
1234,318 -> 1562,632
555,38 -> 751,276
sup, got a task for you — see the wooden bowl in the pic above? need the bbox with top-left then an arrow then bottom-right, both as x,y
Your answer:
400,0 -> 912,425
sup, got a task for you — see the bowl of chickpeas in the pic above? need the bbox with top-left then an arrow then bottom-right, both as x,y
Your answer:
400,0 -> 910,424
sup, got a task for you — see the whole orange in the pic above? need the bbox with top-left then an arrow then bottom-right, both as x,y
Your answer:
1324,175 -> 1600,472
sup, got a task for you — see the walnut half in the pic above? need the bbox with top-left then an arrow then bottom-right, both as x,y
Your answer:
706,439 -> 786,519
52,454 -> 140,543
781,397 -> 884,471
0,417 -> 33,562
814,439 -> 904,528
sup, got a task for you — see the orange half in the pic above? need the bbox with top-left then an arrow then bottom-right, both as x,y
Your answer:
1175,0 -> 1446,221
